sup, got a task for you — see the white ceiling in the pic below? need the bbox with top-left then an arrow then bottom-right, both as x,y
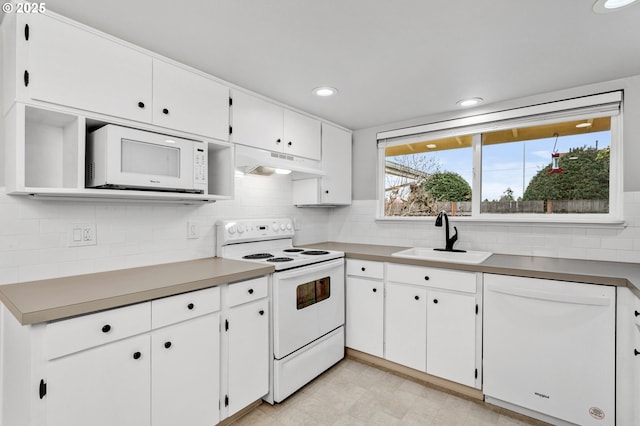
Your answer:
27,1 -> 640,130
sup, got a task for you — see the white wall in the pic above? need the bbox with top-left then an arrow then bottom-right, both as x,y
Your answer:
334,74 -> 640,264
0,174 -> 330,285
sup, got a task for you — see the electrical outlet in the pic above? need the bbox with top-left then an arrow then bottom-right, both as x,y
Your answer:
187,221 -> 199,239
69,223 -> 96,247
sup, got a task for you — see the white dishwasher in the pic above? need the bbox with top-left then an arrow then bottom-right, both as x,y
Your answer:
483,274 -> 615,426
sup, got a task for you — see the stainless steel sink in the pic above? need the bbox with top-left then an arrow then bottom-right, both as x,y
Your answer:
391,247 -> 492,264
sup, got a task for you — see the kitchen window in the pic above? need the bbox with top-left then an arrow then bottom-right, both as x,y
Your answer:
377,92 -> 623,223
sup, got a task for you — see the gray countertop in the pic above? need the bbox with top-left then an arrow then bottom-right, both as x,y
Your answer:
0,258 -> 274,325
306,242 -> 640,295
2,242 -> 639,326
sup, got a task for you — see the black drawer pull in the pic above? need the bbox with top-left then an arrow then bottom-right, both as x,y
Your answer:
164,341 -> 172,349
259,310 -> 265,316
414,295 -> 420,301
101,324 -> 111,333
137,101 -> 145,108
361,267 -> 366,272
424,276 -> 430,281
276,138 -> 281,144
162,108 -> 169,115
433,299 -> 438,304
372,288 -> 377,293
248,288 -> 254,294
635,310 -> 639,317
287,141 -> 292,146
133,352 -> 142,360
187,303 -> 194,310
635,349 -> 639,356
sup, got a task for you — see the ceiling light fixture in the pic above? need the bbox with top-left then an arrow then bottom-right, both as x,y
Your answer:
576,122 -> 593,128
426,144 -> 437,149
456,97 -> 484,107
593,0 -> 638,13
312,86 -> 338,97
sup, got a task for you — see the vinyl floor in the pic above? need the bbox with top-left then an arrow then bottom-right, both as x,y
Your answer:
231,358 -> 549,425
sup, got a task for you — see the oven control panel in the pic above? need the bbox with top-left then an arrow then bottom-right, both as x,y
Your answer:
217,218 -> 294,243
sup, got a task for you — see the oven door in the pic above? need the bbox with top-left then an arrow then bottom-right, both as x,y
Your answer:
272,258 -> 344,359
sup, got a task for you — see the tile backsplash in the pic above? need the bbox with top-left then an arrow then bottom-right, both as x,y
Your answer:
0,174 -> 330,285
328,192 -> 640,264
1,181 -> 638,285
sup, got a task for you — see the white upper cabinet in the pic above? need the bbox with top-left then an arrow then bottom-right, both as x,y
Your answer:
231,90 -> 321,160
230,91 -> 282,152
152,60 -> 229,140
283,109 -> 321,160
293,123 -> 352,206
24,13 -> 153,123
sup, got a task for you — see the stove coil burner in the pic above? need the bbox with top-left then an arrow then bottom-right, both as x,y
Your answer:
301,250 -> 330,255
243,253 -> 274,260
267,257 -> 295,263
283,249 -> 305,253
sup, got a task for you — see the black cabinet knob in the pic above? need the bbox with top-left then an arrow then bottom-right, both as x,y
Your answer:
248,288 -> 254,294
276,139 -> 281,144
132,352 -> 142,360
325,190 -> 329,194
635,310 -> 639,317
164,341 -> 172,349
372,288 -> 377,293
187,303 -> 194,310
361,267 -> 366,272
259,310 -> 265,316
424,276 -> 430,281
414,295 -> 420,301
433,299 -> 439,304
162,108 -> 169,115
635,349 -> 640,356
101,324 -> 111,333
287,141 -> 292,146
137,101 -> 145,108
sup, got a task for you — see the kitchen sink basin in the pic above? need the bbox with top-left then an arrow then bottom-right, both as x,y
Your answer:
391,247 -> 492,264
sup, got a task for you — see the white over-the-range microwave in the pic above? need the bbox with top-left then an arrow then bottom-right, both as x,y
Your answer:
86,125 -> 208,193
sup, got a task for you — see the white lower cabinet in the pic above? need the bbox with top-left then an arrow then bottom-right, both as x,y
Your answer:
46,334 -> 151,426
345,260 -> 384,357
221,276 -> 270,419
425,289 -> 476,387
345,261 -> 481,389
385,282 -> 427,371
226,298 -> 269,416
151,314 -> 220,426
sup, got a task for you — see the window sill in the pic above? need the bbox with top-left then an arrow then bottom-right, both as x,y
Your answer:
375,215 -> 626,229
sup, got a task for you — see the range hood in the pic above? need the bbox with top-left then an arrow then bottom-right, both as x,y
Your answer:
235,144 -> 325,178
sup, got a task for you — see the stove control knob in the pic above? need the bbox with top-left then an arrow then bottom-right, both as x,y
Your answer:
280,223 -> 286,231
286,223 -> 292,230
271,223 -> 279,231
227,225 -> 236,235
237,226 -> 245,234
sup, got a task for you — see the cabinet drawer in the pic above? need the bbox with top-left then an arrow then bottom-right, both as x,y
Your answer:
46,302 -> 151,360
227,276 -> 269,307
346,259 -> 384,279
152,286 -> 221,329
387,263 -> 476,293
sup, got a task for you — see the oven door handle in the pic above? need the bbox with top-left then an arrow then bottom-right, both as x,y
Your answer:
275,258 -> 344,279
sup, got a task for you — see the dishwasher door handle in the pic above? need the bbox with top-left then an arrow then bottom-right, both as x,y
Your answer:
486,284 -> 611,306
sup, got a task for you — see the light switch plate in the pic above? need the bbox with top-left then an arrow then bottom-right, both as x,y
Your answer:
187,221 -> 199,239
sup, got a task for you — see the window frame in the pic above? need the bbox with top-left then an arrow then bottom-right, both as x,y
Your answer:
376,92 -> 624,225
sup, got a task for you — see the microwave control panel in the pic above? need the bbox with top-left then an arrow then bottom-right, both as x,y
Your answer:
194,145 -> 208,186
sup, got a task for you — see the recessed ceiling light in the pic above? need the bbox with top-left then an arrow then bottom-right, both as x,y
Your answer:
456,97 -> 484,107
593,0 -> 638,13
426,144 -> 437,149
312,86 -> 338,97
576,122 -> 592,128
